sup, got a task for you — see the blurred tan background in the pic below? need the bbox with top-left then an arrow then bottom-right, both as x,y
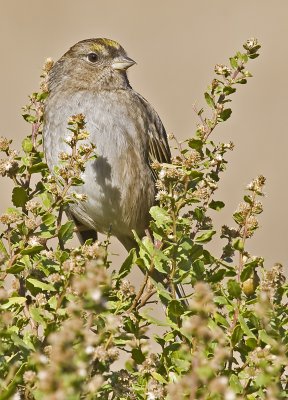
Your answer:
0,0 -> 287,269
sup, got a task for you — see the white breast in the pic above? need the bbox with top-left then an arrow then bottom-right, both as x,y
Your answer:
43,90 -> 155,238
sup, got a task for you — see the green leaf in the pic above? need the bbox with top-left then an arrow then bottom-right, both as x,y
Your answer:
39,192 -> 53,208
42,212 -> 56,226
48,296 -> 58,310
150,206 -> 172,228
27,278 -> 56,292
186,170 -> 204,181
223,86 -> 236,95
259,329 -> 274,345
195,365 -> 214,380
243,194 -> 253,205
117,248 -> 137,281
240,264 -> 254,282
179,238 -> 193,251
229,57 -> 238,69
255,371 -> 273,388
214,296 -> 229,305
29,162 -> 47,173
7,207 -> 21,215
227,279 -> 241,299
1,297 -> 26,309
6,262 -> 25,274
192,259 -> 205,279
230,374 -> 243,394
139,309 -> 176,328
154,281 -> 173,303
132,348 -> 145,364
238,315 -> 256,339
151,372 -> 168,384
232,238 -> 244,251
214,312 -> 229,328
22,137 -> 33,153
195,230 -> 216,243
36,91 -> 49,101
21,245 -> 44,255
133,230 -> 149,256
236,78 -> 248,84
219,108 -> 232,122
0,239 -> 8,258
190,244 -> 203,261
139,237 -> 169,274
231,324 -> 243,347
209,200 -> 225,211
188,138 -> 203,152
12,187 -> 28,208
30,306 -> 47,327
247,44 -> 261,54
246,337 -> 257,349
209,268 -> 226,283
248,52 -> 260,59
58,220 -> 75,243
167,300 -> 185,320
204,92 -> 215,108
153,250 -> 170,274
193,207 -> 204,222
22,114 -> 37,123
10,332 -> 34,350
0,362 -> 27,400
242,258 -> 261,280
23,332 -> 36,351
233,211 -> 244,225
242,54 -> 249,63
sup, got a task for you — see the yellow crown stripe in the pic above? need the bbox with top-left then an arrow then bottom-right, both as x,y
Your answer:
90,39 -> 120,54
101,39 -> 120,49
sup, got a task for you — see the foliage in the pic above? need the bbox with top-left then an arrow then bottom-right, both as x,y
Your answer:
0,38 -> 287,400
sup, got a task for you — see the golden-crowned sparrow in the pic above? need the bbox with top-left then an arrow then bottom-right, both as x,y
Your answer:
43,38 -> 171,250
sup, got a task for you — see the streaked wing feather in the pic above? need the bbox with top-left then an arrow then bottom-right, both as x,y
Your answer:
148,120 -> 171,181
133,91 -> 171,180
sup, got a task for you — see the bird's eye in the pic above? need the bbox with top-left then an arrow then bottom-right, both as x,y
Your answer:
87,53 -> 98,63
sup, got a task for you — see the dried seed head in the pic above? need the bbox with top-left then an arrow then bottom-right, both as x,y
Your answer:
214,64 -> 232,76
155,189 -> 168,202
68,113 -> 86,127
43,57 -> 54,73
246,175 -> 266,194
119,280 -> 136,297
138,353 -> 158,374
189,282 -> 215,314
23,370 -> 37,384
0,137 -> 11,152
0,158 -> 18,176
25,199 -> 41,212
0,212 -> 21,225
59,151 -> 70,160
35,293 -> 47,306
25,217 -> 38,230
244,38 -> 259,51
28,236 -> 41,247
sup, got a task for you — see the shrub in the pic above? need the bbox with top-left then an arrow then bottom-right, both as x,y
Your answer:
0,38 -> 287,400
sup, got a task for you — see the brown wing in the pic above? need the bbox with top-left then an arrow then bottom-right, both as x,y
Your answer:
133,91 -> 171,180
148,123 -> 171,181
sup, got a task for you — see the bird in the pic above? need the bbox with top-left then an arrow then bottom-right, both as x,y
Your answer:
43,38 -> 171,251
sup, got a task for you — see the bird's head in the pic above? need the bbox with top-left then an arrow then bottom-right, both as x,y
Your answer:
49,38 -> 136,92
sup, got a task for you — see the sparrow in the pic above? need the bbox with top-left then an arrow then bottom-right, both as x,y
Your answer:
43,38 -> 171,250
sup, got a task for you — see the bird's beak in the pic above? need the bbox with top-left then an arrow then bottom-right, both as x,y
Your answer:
111,56 -> 136,71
